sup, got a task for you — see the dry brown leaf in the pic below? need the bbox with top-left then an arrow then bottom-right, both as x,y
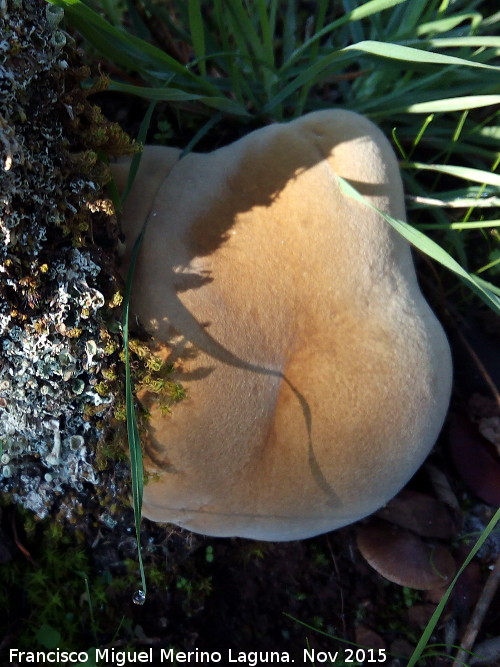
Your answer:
376,489 -> 456,539
449,414 -> 500,506
357,520 -> 456,589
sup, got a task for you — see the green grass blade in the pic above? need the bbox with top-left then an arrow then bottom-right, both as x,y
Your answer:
416,11 -> 483,35
355,68 -> 456,114
477,126 -> 500,140
108,80 -> 251,116
403,95 -> 500,113
223,0 -> 275,101
225,0 -> 264,61
395,0 -> 429,35
407,508 -> 500,667
282,0 -> 297,65
256,0 -> 275,70
403,162 -> 500,187
125,0 -> 152,40
180,111 -> 224,158
121,101 -> 156,206
337,176 -> 500,314
474,275 -> 500,298
188,0 -> 207,76
75,572 -> 98,645
212,0 -> 244,106
415,220 -> 500,230
123,226 -> 147,599
343,0 -> 365,43
344,40 -> 500,71
119,104 -> 159,601
417,35 -> 500,47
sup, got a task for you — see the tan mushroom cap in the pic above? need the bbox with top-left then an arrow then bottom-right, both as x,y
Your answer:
113,109 -> 452,541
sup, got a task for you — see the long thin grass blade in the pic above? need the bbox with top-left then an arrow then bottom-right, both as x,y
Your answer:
282,0 -> 297,65
403,95 -> 500,113
123,228 -> 147,599
108,81 -> 251,116
188,0 -> 207,76
120,104 -> 158,600
416,12 -> 483,35
344,40 -> 500,71
256,0 -> 275,69
121,102 -> 156,206
224,0 -> 265,62
415,220 -> 500,230
417,35 -> 500,48
337,176 -> 500,314
403,162 -> 500,187
180,111 -> 224,158
395,0 -> 430,35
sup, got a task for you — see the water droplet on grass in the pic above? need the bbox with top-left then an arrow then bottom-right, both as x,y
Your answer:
133,589 -> 146,605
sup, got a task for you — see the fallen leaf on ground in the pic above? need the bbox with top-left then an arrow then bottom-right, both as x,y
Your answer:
357,520 -> 456,589
449,414 -> 500,506
376,489 -> 456,538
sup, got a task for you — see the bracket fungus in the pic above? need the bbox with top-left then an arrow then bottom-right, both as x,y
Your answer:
114,109 -> 453,541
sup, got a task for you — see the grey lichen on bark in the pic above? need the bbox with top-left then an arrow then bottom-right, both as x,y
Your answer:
0,0 -> 137,519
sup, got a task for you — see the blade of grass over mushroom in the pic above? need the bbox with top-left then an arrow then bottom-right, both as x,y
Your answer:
407,508 -> 500,667
120,104 -> 157,600
337,176 -> 500,314
122,227 -> 147,599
